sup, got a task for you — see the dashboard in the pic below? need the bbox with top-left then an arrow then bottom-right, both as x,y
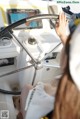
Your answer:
7,9 -> 42,29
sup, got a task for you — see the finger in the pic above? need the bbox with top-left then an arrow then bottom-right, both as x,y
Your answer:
61,12 -> 65,22
62,12 -> 68,25
64,13 -> 67,24
59,12 -> 62,25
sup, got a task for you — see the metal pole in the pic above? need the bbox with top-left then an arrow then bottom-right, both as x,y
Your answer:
32,68 -> 37,85
0,64 -> 34,78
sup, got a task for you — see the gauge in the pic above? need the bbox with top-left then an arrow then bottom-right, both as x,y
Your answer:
0,37 -> 12,47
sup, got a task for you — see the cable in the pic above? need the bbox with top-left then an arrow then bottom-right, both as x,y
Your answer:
0,89 -> 21,95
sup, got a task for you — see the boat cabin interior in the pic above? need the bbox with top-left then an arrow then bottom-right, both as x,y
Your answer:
0,0 -> 71,119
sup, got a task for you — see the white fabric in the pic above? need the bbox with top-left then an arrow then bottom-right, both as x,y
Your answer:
69,25 -> 80,90
25,82 -> 54,119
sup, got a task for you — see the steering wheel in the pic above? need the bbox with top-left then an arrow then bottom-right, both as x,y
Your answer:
0,14 -> 62,89
0,14 -> 61,62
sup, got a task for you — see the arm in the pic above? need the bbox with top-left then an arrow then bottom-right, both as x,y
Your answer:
60,35 -> 68,45
55,13 -> 68,71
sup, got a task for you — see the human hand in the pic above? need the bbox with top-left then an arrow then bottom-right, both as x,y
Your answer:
55,12 -> 68,44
